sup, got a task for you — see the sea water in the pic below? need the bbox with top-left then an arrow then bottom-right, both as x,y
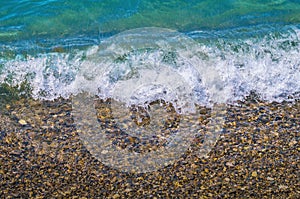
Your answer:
0,0 -> 300,107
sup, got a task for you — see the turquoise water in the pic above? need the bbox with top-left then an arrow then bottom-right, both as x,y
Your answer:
1,0 -> 300,41
0,0 -> 300,104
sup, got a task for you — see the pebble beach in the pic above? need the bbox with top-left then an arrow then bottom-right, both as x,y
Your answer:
1,0 -> 300,198
0,97 -> 299,198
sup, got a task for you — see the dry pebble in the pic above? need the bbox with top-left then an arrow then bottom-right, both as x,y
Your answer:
0,97 -> 299,198
18,119 -> 27,125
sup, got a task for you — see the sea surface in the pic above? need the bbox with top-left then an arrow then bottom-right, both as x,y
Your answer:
0,0 -> 300,107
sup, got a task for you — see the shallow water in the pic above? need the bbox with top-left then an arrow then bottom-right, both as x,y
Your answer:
1,0 -> 300,105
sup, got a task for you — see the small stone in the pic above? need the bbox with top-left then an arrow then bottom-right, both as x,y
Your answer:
112,193 -> 120,199
226,161 -> 235,167
288,140 -> 297,146
101,150 -> 108,154
251,171 -> 258,177
267,177 -> 274,181
279,185 -> 288,190
18,119 -> 27,125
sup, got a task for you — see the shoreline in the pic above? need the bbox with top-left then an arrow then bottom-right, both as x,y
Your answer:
0,97 -> 299,198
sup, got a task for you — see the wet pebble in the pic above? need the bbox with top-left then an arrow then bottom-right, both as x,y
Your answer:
0,97 -> 299,198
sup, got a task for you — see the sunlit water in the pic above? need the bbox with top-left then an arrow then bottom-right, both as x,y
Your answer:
1,0 -> 300,106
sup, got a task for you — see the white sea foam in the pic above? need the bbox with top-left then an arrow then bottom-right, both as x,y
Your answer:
0,27 -> 299,108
